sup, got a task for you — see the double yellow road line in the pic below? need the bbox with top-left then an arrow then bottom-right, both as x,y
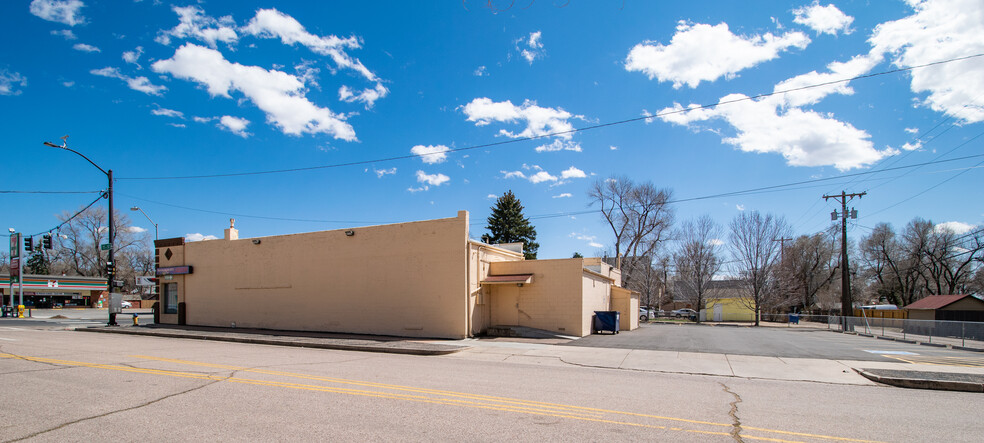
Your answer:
1,352 -> 880,443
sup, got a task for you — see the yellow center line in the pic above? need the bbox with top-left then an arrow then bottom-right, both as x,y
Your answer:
3,352 -> 880,443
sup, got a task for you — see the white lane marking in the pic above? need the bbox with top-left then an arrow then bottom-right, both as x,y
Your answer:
864,350 -> 918,355
0,337 -> 16,341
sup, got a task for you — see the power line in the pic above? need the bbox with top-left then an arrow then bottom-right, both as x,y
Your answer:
115,53 -> 984,181
27,192 -> 107,238
0,190 -> 102,194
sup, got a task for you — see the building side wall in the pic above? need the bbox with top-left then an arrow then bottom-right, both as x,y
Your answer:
581,270 -> 613,336
156,242 -> 186,324
611,286 -> 638,331
706,298 -> 756,321
175,213 -> 470,339
488,259 -> 590,336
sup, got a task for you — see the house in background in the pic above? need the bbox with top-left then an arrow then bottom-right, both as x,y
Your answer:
701,280 -> 756,322
153,211 -> 637,339
905,294 -> 984,322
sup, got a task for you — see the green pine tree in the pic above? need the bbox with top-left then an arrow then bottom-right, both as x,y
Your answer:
481,190 -> 539,259
26,250 -> 50,275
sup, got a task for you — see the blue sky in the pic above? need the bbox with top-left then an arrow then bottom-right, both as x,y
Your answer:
2,0 -> 982,259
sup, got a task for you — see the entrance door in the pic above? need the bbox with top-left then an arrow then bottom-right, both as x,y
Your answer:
713,304 -> 723,322
492,286 -> 520,326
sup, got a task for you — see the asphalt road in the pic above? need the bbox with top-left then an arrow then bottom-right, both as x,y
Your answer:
1,323 -> 982,441
566,323 -> 984,362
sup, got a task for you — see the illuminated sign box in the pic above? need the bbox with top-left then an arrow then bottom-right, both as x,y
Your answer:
156,266 -> 193,276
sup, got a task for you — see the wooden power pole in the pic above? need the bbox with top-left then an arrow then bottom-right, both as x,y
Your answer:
822,191 -> 866,325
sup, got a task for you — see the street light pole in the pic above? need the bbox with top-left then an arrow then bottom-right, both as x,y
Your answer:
130,206 -> 158,240
44,138 -> 118,326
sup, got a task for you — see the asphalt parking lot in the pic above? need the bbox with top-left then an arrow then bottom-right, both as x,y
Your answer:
565,322 -> 984,362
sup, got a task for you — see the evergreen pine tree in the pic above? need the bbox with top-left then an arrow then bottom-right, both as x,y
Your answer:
27,250 -> 50,275
481,190 -> 539,259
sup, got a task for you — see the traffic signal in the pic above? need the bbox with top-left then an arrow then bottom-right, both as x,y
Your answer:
42,234 -> 53,249
105,261 -> 115,275
24,236 -> 33,252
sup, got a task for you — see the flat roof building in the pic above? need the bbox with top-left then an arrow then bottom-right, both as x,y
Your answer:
153,211 -> 637,339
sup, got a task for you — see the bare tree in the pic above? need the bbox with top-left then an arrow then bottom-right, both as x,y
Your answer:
52,206 -> 144,285
920,225 -> 983,295
729,211 -> 789,326
0,250 -> 8,274
589,176 -> 673,288
778,227 -> 839,312
860,222 -> 924,306
673,215 -> 722,323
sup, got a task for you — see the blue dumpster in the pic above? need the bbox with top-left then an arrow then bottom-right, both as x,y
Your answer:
593,311 -> 620,334
789,313 -> 800,324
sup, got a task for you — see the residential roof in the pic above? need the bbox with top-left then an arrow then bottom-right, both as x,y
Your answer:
905,294 -> 982,310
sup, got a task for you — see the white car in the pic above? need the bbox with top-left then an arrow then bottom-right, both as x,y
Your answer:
639,307 -> 657,321
121,301 -> 132,308
671,308 -> 697,319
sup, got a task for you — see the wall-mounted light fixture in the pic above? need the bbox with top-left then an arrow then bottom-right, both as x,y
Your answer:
251,239 -> 261,245
344,230 -> 355,236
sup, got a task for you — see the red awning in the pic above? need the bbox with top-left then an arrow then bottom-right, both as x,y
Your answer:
481,274 -> 533,285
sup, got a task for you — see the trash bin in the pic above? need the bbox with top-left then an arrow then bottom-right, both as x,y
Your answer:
789,313 -> 799,324
593,311 -> 620,334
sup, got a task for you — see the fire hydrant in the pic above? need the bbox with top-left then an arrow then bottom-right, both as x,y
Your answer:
17,305 -> 25,318
132,313 -> 139,326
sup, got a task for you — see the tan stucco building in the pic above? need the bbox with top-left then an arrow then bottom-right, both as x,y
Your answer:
154,211 -> 637,339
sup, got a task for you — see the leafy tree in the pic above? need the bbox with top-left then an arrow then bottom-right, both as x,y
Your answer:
572,252 -> 583,258
26,249 -> 50,275
482,190 -> 539,259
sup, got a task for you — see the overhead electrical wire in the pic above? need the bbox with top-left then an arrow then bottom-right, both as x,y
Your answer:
115,53 -> 984,181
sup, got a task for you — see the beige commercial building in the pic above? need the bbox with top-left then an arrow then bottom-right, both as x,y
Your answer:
154,211 -> 638,339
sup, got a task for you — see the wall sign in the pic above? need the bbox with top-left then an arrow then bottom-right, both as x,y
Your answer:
156,266 -> 193,276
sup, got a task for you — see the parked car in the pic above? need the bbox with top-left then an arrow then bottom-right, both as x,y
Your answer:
121,301 -> 132,308
639,307 -> 657,321
671,308 -> 697,319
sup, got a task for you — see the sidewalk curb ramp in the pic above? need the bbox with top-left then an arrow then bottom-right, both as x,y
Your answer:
76,326 -> 469,356
855,368 -> 984,393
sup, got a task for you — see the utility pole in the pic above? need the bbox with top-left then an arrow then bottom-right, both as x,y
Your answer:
823,191 -> 865,329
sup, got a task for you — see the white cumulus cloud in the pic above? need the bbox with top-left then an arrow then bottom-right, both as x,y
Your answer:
218,115 -> 251,138
869,0 -> 984,123
462,97 -> 581,140
51,29 -> 76,40
560,166 -> 586,179
374,167 -> 396,178
90,67 -> 166,96
529,171 -> 558,184
73,43 -> 100,53
0,70 -> 28,96
151,107 -> 184,118
535,139 -> 582,153
410,144 -> 450,164
185,233 -> 218,242
625,21 -> 809,88
152,44 -> 356,140
553,193 -> 573,198
792,2 -> 854,35
157,5 -> 238,48
30,0 -> 85,26
518,31 -> 545,64
123,47 -> 144,66
410,171 -> 450,192
935,221 -> 976,235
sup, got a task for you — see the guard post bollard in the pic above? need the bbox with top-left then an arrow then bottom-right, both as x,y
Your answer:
17,305 -> 25,319
133,313 -> 139,326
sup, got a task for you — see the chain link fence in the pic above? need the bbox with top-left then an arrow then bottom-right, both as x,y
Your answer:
756,313 -> 984,350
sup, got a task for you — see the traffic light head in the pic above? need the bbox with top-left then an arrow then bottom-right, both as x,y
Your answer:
24,237 -> 33,252
42,234 -> 53,249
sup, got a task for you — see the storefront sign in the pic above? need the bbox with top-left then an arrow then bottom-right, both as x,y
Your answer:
156,266 -> 193,276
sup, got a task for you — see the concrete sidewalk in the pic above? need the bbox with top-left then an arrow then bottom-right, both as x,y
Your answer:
79,324 -> 984,392
77,324 -> 468,356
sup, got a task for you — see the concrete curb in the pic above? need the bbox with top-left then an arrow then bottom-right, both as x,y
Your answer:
827,329 -> 984,353
76,327 -> 469,356
854,369 -> 984,393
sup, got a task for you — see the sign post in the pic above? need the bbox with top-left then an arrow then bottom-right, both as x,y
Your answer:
8,233 -> 23,315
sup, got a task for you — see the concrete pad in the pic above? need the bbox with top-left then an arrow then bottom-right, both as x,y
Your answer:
728,356 -> 873,385
619,350 -> 735,376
